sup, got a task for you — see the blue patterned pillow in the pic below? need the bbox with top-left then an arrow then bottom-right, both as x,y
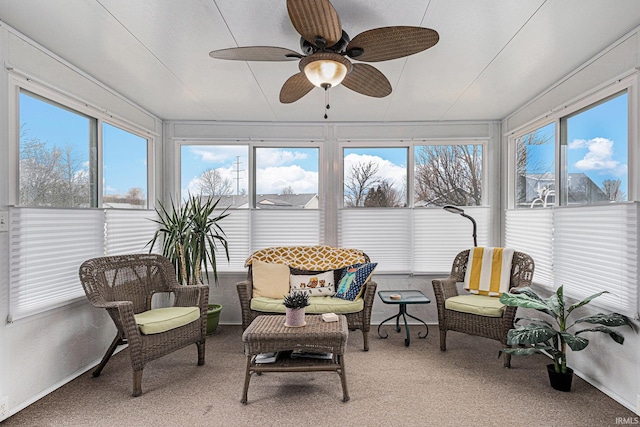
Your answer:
334,263 -> 377,301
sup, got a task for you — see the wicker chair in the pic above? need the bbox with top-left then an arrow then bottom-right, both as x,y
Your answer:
236,246 -> 377,351
432,249 -> 535,367
78,254 -> 209,396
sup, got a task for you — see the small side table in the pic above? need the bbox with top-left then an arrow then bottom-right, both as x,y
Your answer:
377,290 -> 430,346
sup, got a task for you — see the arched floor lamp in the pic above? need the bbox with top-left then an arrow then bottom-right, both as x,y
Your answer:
443,205 -> 477,247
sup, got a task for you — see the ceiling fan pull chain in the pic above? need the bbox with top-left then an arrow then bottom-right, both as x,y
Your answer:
324,85 -> 330,119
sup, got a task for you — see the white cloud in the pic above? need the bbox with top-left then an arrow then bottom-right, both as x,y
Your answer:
186,165 -> 247,195
569,137 -> 626,175
257,148 -> 309,167
256,165 -> 318,194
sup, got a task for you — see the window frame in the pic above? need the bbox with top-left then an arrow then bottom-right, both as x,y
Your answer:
9,75 -> 155,209
508,75 -> 636,209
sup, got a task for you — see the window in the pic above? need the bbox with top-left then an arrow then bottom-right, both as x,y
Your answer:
414,144 -> 482,207
19,90 -> 96,207
180,144 -> 249,205
11,86 -> 156,320
255,147 -> 319,209
515,123 -> 555,208
343,147 -> 407,208
103,123 -> 149,208
506,82 -> 636,318
561,91 -> 628,205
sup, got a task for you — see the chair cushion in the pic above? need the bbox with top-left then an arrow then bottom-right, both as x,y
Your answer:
134,307 -> 201,335
250,296 -> 364,314
252,260 -> 291,299
463,247 -> 514,296
444,294 -> 506,317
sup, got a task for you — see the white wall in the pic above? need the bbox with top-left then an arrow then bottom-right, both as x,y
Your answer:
501,28 -> 640,414
0,25 -> 162,417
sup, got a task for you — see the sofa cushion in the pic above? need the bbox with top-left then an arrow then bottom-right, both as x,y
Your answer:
252,260 -> 290,299
444,294 -> 506,317
290,270 -> 336,296
251,296 -> 364,314
334,263 -> 377,301
134,306 -> 200,335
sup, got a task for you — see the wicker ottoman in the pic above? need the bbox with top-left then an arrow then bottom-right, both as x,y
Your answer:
241,314 -> 349,404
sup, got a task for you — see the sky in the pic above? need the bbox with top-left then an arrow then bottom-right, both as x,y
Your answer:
20,89 -> 630,206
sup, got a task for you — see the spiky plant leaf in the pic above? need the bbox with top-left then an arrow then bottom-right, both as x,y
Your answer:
500,291 -> 554,316
574,312 -> 631,328
560,331 -> 589,351
567,290 -> 608,314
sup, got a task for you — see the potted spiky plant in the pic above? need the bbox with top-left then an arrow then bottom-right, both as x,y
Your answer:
499,285 -> 632,391
283,291 -> 310,327
147,193 -> 230,334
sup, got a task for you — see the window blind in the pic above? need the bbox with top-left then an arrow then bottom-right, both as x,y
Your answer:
504,208 -> 554,288
216,209 -> 251,271
9,207 -> 104,321
413,206 -> 490,274
554,203 -> 638,318
105,208 -> 158,255
251,209 -> 320,252
339,209 -> 412,273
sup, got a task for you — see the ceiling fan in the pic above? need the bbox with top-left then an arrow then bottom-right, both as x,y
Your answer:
209,0 -> 439,111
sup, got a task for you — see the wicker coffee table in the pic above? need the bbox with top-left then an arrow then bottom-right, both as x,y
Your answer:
241,314 -> 349,404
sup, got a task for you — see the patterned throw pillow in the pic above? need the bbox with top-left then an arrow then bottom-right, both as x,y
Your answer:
334,263 -> 377,301
289,270 -> 336,297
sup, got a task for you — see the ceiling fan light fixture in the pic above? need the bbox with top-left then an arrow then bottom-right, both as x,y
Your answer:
300,53 -> 352,88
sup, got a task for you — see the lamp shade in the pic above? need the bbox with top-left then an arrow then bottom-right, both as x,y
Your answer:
300,53 -> 352,88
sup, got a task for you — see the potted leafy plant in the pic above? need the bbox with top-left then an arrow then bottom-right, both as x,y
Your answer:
147,193 -> 230,334
283,291 -> 310,327
499,285 -> 632,391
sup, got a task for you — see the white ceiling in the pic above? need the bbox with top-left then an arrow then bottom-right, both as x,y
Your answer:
1,0 -> 640,122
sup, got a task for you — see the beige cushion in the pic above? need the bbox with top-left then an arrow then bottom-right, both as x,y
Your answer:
134,306 -> 200,335
250,296 -> 364,314
444,294 -> 506,317
252,260 -> 290,298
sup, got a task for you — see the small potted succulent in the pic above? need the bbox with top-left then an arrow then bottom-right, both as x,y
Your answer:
499,285 -> 632,392
283,291 -> 310,327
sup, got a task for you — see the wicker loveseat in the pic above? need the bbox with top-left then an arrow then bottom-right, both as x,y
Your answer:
236,245 -> 377,351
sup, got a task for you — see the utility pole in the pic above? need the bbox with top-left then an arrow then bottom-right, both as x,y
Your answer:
234,156 -> 244,195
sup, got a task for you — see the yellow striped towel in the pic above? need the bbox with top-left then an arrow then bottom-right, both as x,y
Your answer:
463,247 -> 515,297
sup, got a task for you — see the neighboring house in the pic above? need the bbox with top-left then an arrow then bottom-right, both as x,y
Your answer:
202,194 -> 318,209
518,173 -> 610,208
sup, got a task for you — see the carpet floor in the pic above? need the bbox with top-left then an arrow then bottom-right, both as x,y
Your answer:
3,323 -> 636,427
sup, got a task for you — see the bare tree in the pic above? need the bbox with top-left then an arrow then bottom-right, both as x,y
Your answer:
602,179 -> 626,202
364,180 -> 404,207
414,145 -> 482,206
282,185 -> 294,195
55,144 -> 90,207
344,161 -> 380,207
125,187 -> 146,205
19,126 -> 90,207
197,168 -> 233,196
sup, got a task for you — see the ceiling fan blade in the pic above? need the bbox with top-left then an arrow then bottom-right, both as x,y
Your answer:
209,46 -> 302,61
287,0 -> 342,47
341,64 -> 392,98
347,27 -> 439,62
280,72 -> 315,103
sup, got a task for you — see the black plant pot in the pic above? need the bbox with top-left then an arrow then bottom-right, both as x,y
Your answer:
547,364 -> 573,392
